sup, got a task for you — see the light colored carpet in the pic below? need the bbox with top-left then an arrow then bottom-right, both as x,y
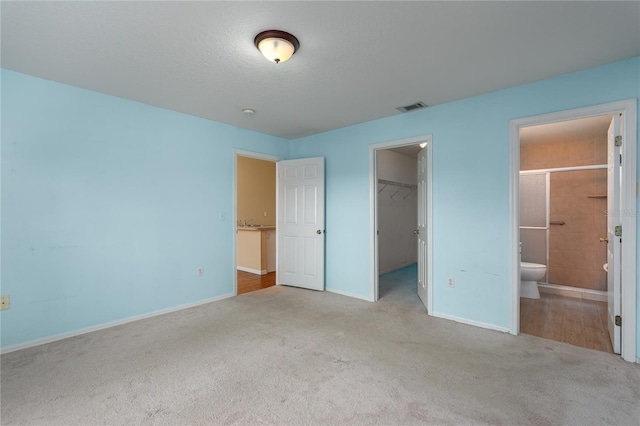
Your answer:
2,265 -> 639,425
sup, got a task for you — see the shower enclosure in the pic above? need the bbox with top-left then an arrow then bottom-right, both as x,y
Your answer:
519,172 -> 549,282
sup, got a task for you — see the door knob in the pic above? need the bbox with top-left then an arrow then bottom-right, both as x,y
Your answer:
413,229 -> 420,235
317,230 -> 322,235
599,237 -> 608,243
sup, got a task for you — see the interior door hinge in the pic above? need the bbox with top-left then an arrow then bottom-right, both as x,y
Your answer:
615,135 -> 622,147
615,225 -> 622,237
615,315 -> 622,327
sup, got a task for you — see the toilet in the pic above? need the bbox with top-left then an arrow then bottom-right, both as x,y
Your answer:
520,262 -> 546,299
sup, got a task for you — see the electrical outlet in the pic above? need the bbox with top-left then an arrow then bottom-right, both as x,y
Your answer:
447,277 -> 455,288
1,295 -> 10,311
263,211 -> 268,217
218,213 -> 225,221
197,267 -> 204,277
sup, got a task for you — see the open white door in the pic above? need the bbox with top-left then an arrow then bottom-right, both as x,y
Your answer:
416,147 -> 428,310
277,157 -> 325,291
607,114 -> 622,354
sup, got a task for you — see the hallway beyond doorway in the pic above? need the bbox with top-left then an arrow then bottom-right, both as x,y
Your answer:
237,271 -> 275,295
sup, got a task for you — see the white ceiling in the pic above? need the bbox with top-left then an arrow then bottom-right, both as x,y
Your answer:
520,114 -> 614,146
2,1 -> 639,140
388,144 -> 423,159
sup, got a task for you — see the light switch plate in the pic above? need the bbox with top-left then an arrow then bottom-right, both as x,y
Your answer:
1,295 -> 10,311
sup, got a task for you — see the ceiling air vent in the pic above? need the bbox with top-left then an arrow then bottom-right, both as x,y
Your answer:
396,102 -> 428,113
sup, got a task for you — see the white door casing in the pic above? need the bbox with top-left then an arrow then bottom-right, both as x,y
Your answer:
417,147 -> 429,310
233,149 -> 280,296
277,157 -> 325,291
607,114 -> 622,354
509,99 -> 636,363
369,135 -> 433,309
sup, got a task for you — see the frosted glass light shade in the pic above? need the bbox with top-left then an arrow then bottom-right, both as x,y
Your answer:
254,30 -> 300,64
258,38 -> 295,63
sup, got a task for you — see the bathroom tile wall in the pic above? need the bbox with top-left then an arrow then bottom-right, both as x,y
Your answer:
521,134 -> 607,291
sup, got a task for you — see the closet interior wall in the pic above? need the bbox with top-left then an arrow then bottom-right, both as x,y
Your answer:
377,150 -> 418,274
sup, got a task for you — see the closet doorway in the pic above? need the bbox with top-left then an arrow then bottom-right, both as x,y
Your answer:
369,135 -> 433,312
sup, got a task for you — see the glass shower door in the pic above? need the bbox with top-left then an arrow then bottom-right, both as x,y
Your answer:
519,173 -> 549,281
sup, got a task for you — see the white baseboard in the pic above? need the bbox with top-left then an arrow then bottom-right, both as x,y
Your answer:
237,266 -> 267,275
0,293 -> 235,354
326,287 -> 373,302
379,261 -> 417,275
432,312 -> 510,333
538,283 -> 607,302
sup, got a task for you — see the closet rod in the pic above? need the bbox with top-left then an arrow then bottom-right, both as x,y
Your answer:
378,179 -> 417,189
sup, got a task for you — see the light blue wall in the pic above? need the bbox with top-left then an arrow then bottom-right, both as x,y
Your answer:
1,70 -> 288,348
290,58 -> 640,338
3,58 -> 640,354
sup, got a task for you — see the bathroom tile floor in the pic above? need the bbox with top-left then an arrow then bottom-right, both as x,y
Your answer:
520,292 -> 613,354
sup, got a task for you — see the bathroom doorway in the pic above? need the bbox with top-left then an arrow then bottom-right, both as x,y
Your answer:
509,100 -> 637,363
519,114 -> 613,352
233,150 -> 279,295
369,135 -> 433,312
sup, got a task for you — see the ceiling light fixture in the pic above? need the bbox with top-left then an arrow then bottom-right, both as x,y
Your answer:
254,30 -> 300,64
242,108 -> 255,115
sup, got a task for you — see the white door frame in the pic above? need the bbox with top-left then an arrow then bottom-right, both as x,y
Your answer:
369,134 -> 433,311
509,100 -> 637,363
232,149 -> 280,296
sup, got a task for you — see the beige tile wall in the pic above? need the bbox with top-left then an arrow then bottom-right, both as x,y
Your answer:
521,136 -> 607,291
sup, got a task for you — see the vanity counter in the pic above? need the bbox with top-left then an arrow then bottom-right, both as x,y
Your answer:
237,227 -> 276,274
